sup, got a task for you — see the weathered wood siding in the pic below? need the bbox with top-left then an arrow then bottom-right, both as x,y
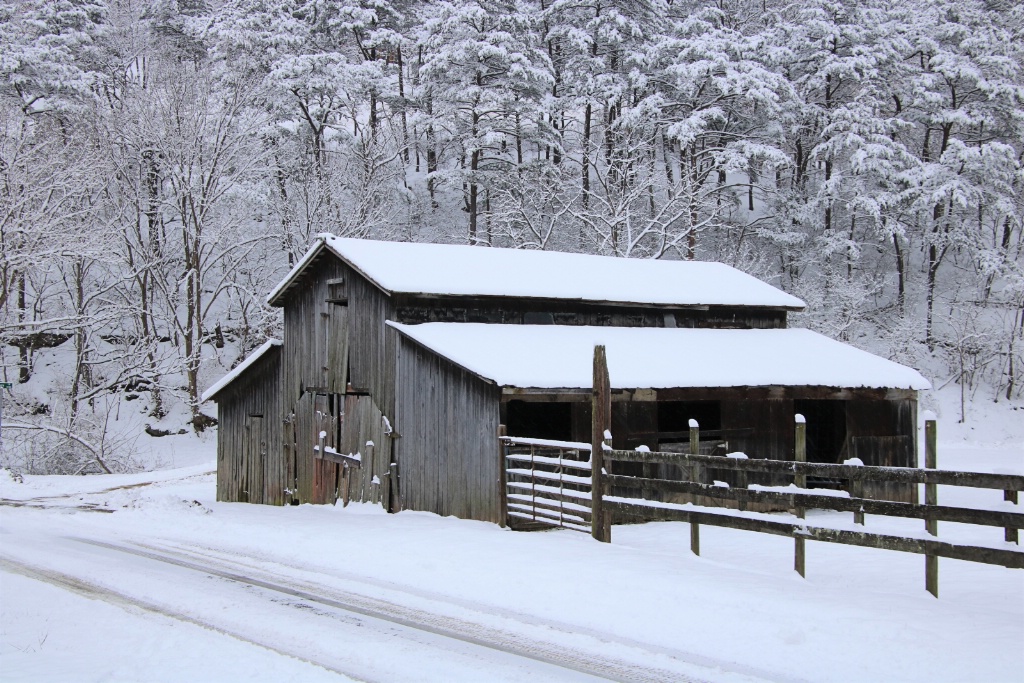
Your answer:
275,255 -> 400,506
394,335 -> 502,522
346,268 -> 398,417
281,254 -> 346,406
338,394 -> 393,508
395,295 -> 787,329
278,254 -> 348,504
846,398 -> 918,503
215,347 -> 284,505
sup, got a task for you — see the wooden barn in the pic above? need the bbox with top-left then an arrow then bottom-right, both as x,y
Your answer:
203,236 -> 930,522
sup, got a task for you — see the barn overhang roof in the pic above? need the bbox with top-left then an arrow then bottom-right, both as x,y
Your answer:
388,323 -> 931,393
201,339 -> 282,403
267,235 -> 806,311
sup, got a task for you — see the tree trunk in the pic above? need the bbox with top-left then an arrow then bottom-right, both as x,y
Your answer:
893,231 -> 905,316
18,272 -> 29,383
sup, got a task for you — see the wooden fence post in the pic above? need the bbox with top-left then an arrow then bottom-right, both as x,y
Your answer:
1006,488 -> 1019,544
498,424 -> 508,528
601,434 -> 612,541
925,412 -> 938,598
852,477 -> 866,525
689,419 -> 700,555
794,413 -> 806,578
591,345 -> 611,543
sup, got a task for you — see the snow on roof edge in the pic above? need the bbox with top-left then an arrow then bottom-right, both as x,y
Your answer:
201,339 -> 283,402
267,235 -> 807,310
388,321 -> 499,387
388,322 -> 931,392
266,237 -> 328,306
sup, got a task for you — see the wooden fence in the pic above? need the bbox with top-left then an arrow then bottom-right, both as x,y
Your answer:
501,345 -> 1024,598
594,416 -> 1024,596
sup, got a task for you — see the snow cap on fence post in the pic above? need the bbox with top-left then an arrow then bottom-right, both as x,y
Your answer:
795,413 -> 806,424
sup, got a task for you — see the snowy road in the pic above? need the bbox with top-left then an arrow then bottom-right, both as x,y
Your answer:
1,521 -> 760,683
2,450 -> 1022,683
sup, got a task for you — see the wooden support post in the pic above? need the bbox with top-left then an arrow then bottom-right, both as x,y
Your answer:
498,424 -> 508,528
341,463 -> 351,507
852,478 -> 865,525
691,519 -> 700,556
689,418 -> 702,509
795,532 -> 806,578
795,413 -> 806,577
601,435 -> 612,542
794,414 -> 806,517
366,441 -> 378,504
387,461 -> 400,513
1006,489 -> 1019,544
925,413 -> 938,598
591,345 -> 611,543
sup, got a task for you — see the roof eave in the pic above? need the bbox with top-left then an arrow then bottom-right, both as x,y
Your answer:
266,236 -> 396,306
201,340 -> 283,402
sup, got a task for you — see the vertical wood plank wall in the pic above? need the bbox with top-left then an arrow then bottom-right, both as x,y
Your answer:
279,256 -> 346,504
347,269 -> 398,418
847,399 -> 918,502
281,255 -> 345,408
274,256 -> 398,507
394,336 -> 502,523
215,347 -> 283,505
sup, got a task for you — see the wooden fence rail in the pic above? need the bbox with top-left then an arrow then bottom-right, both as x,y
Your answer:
588,413 -> 1024,598
584,345 -> 1023,597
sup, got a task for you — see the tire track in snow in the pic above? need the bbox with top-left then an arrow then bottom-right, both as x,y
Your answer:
138,537 -> 803,683
0,555 -> 373,683
72,537 -> 702,683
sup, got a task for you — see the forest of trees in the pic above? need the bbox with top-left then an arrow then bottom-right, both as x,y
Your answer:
1,0 -> 1022,473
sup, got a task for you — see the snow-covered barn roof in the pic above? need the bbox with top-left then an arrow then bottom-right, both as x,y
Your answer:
267,235 -> 806,310
388,323 -> 931,391
201,339 -> 282,402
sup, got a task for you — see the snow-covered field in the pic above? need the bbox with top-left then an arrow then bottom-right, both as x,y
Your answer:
2,406 -> 1023,682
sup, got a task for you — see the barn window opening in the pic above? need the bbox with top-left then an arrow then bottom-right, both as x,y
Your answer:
327,277 -> 347,304
523,311 -> 554,325
657,401 -> 721,448
505,400 -> 573,441
793,400 -> 847,464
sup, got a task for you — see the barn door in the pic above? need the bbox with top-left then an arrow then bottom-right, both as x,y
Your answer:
312,392 -> 341,505
327,300 -> 349,394
242,416 -> 264,503
338,395 -> 391,508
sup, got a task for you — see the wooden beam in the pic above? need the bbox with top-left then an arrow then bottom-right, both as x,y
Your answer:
925,416 -> 938,597
314,447 -> 362,468
602,475 -> 1024,528
606,500 -> 1024,569
605,449 -> 1024,490
592,345 -> 611,543
500,386 -> 918,402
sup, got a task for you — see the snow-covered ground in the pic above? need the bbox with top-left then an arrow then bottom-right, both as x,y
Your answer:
2,391 -> 1023,682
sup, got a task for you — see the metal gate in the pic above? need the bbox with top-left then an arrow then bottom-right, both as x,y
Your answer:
502,436 -> 593,532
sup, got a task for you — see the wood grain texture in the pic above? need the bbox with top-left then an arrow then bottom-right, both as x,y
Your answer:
394,335 -> 502,522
